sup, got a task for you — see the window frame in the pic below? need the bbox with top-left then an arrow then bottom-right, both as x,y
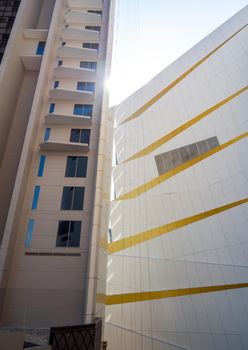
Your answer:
60,186 -> 85,210
65,156 -> 88,178
36,41 -> 46,55
56,220 -> 82,247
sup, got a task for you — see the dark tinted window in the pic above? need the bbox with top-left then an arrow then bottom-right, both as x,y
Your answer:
56,220 -> 81,247
81,129 -> 90,144
65,156 -> 88,178
70,129 -> 80,142
80,61 -> 97,70
61,187 -> 85,210
70,129 -> 90,144
83,43 -> 99,50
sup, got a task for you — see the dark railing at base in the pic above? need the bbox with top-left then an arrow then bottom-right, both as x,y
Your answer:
49,319 -> 102,350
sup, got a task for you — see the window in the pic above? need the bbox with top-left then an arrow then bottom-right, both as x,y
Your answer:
58,60 -> 63,66
62,41 -> 66,46
65,156 -> 88,178
87,10 -> 102,15
36,41 -> 45,55
77,82 -> 95,92
44,128 -> 51,141
61,186 -> 85,210
73,104 -> 93,116
31,185 -> 40,210
54,81 -> 59,88
108,228 -> 113,243
82,43 -> 99,50
49,103 -> 55,113
38,155 -> 46,177
85,26 -> 101,32
25,219 -> 35,248
56,220 -> 81,247
80,61 -> 97,70
70,129 -> 90,144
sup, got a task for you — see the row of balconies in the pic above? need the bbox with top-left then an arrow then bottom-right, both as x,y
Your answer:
24,0 -> 103,154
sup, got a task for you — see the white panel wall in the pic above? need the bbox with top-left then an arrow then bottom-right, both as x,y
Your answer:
106,6 -> 248,350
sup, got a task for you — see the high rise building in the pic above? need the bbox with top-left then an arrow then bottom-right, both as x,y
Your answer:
0,0 -> 115,338
106,5 -> 248,350
0,0 -> 21,63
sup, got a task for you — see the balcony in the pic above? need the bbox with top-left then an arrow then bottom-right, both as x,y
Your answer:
61,27 -> 99,42
49,88 -> 94,102
65,11 -> 101,26
39,140 -> 89,152
57,45 -> 98,59
23,29 -> 48,40
53,66 -> 96,80
67,0 -> 102,10
45,113 -> 92,126
20,30 -> 48,70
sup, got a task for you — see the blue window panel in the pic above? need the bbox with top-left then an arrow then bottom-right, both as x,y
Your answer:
73,104 -> 83,115
25,219 -> 35,248
49,103 -> 55,113
54,81 -> 59,88
31,186 -> 40,210
73,104 -> 93,117
38,155 -> 46,177
77,82 -> 95,92
36,41 -> 46,55
83,104 -> 93,116
44,128 -> 51,141
77,82 -> 86,91
80,61 -> 97,70
86,82 -> 95,92
89,62 -> 97,70
82,43 -> 99,50
58,60 -> 63,66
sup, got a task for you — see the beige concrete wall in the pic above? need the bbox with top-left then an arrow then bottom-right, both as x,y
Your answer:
0,0 -> 113,329
0,71 -> 38,244
37,0 -> 56,29
0,0 -> 43,166
0,0 -> 62,326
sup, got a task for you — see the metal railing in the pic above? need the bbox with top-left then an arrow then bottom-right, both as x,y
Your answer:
49,319 -> 102,350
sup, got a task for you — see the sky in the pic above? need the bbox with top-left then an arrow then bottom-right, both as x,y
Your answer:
108,0 -> 248,106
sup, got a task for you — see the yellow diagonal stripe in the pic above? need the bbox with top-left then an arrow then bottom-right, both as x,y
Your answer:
120,24 -> 248,126
106,282 -> 248,305
124,85 -> 248,163
108,197 -> 248,254
117,132 -> 248,201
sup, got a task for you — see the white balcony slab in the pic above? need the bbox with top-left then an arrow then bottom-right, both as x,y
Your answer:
39,141 -> 89,152
67,0 -> 102,10
21,55 -> 42,70
49,88 -> 94,102
65,11 -> 101,25
57,46 -> 98,59
61,27 -> 99,42
54,66 -> 96,80
45,113 -> 92,126
23,29 -> 48,40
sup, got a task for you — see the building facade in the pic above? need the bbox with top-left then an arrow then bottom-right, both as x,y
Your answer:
106,6 -> 248,350
0,0 -> 114,331
0,0 -> 21,63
